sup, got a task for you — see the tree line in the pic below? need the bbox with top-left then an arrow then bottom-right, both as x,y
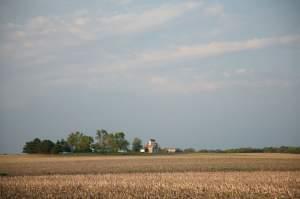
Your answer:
23,130 -> 300,154
161,147 -> 300,154
196,146 -> 300,154
23,129 -> 143,154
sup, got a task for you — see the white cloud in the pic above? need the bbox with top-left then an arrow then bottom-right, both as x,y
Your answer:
1,1 -> 299,102
73,17 -> 90,26
98,2 -> 200,34
223,72 -> 231,78
139,35 -> 300,63
235,68 -> 248,75
11,1 -> 199,40
223,68 -> 250,78
148,76 -> 222,93
150,76 -> 169,85
204,4 -> 224,17
0,1 -> 201,64
110,0 -> 133,5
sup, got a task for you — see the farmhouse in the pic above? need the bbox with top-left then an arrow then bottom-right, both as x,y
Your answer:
167,148 -> 177,153
144,139 -> 159,153
140,148 -> 145,153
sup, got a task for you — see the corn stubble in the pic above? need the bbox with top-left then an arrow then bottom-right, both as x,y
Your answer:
1,171 -> 299,199
1,153 -> 300,176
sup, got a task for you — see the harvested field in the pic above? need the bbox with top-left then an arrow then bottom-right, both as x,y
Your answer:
0,153 -> 300,176
1,171 -> 299,198
0,153 -> 300,198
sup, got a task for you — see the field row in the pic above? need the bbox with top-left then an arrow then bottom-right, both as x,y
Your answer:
1,153 -> 300,176
1,171 -> 299,198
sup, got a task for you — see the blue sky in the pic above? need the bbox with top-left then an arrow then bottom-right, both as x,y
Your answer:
0,0 -> 299,153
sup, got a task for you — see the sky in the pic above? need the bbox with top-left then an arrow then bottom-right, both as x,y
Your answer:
0,0 -> 299,153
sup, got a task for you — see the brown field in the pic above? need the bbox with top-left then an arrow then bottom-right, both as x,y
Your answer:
1,172 -> 300,198
1,153 -> 300,198
1,153 -> 300,176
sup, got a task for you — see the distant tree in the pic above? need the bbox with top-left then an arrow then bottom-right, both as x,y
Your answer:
67,132 -> 93,152
78,135 -> 94,152
95,129 -> 108,150
114,132 -> 129,151
60,139 -> 71,152
132,138 -> 142,152
23,138 -> 41,154
51,139 -> 71,154
67,132 -> 80,152
285,146 -> 300,154
225,147 -> 263,153
51,140 -> 63,154
198,149 -> 208,153
95,131 -> 129,152
183,148 -> 196,153
132,137 -> 143,152
40,140 -> 55,154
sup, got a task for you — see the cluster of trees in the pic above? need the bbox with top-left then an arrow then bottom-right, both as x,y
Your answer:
161,147 -> 300,154
93,130 -> 129,152
23,138 -> 71,154
196,146 -> 300,154
23,129 -> 143,154
67,132 -> 94,152
23,131 -> 300,154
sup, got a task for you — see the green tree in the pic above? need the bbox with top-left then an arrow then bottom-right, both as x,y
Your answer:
67,132 -> 81,152
184,148 -> 196,153
96,131 -> 129,152
104,133 -> 115,152
51,140 -> 63,154
114,132 -> 129,151
132,137 -> 143,152
51,139 -> 71,154
40,140 -> 55,154
95,129 -> 108,150
78,135 -> 94,152
67,132 -> 93,152
60,139 -> 71,152
23,138 -> 41,154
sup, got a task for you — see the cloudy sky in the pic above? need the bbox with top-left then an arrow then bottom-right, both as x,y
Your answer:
0,0 -> 299,153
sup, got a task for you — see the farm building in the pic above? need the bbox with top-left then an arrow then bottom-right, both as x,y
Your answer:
167,148 -> 177,153
144,139 -> 159,153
